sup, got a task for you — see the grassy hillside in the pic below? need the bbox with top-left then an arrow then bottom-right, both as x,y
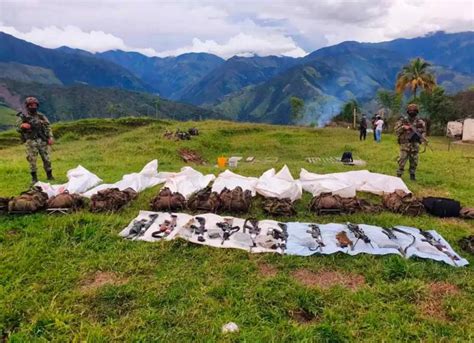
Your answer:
0,104 -> 17,130
0,79 -> 222,124
0,119 -> 473,341
0,62 -> 62,85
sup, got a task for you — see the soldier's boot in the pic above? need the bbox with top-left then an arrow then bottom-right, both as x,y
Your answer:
46,169 -> 55,181
396,171 -> 403,177
31,172 -> 38,184
410,173 -> 416,181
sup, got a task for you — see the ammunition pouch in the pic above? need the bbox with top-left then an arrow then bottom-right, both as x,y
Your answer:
8,187 -> 49,213
90,187 -> 137,212
262,197 -> 296,217
218,186 -> 252,213
150,187 -> 186,212
188,186 -> 220,213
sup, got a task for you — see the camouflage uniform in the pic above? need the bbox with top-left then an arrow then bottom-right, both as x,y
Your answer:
394,115 -> 426,178
17,109 -> 53,175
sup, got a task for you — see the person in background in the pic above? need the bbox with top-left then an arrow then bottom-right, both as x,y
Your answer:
359,114 -> 367,140
374,115 -> 384,143
371,115 -> 377,140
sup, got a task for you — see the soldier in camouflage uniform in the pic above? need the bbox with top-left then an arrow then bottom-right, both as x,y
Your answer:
17,97 -> 54,184
394,103 -> 426,181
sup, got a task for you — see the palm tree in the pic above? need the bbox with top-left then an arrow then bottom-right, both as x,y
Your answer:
395,58 -> 436,99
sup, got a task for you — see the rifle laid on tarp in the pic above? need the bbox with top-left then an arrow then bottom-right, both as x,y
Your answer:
381,227 -> 416,256
126,213 -> 159,239
152,214 -> 178,239
347,222 -> 374,250
190,216 -> 207,242
267,223 -> 288,253
419,229 -> 460,264
307,224 -> 325,252
243,218 -> 261,248
216,219 -> 240,245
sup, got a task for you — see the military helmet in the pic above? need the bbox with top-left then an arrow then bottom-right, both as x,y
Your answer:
406,103 -> 419,113
25,97 -> 39,106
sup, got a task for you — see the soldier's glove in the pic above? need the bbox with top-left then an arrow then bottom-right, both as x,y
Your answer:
48,138 -> 54,145
20,123 -> 32,130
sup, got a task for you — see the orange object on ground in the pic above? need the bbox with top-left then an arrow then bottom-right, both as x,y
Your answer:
217,157 -> 228,168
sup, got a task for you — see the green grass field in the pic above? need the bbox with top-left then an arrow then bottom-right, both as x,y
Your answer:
0,118 -> 473,342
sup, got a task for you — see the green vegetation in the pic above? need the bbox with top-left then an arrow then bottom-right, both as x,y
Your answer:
0,118 -> 473,341
290,96 -> 304,123
0,104 -> 17,130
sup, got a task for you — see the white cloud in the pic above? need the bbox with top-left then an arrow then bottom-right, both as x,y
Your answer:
157,32 -> 307,58
0,23 -> 160,56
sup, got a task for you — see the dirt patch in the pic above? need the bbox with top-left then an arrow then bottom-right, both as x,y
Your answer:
258,263 -> 278,278
288,308 -> 319,324
79,271 -> 128,292
6,230 -> 19,236
418,281 -> 460,321
292,269 -> 365,291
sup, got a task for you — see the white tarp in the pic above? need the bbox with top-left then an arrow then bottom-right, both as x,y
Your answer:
211,170 -> 259,196
83,160 -> 164,198
36,165 -> 102,198
121,212 -> 468,267
255,165 -> 302,201
462,118 -> 474,142
157,166 -> 216,199
299,169 -> 410,197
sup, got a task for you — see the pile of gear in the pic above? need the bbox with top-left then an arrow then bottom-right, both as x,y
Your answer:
163,127 -> 199,141
90,188 -> 137,213
309,192 -> 382,215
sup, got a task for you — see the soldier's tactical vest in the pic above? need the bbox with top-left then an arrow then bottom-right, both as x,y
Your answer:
8,187 -> 49,213
397,118 -> 425,144
47,191 -> 85,210
262,197 -> 296,217
382,190 -> 424,216
150,187 -> 186,212
90,188 -> 137,212
187,186 -> 220,212
218,187 -> 252,213
18,112 -> 49,142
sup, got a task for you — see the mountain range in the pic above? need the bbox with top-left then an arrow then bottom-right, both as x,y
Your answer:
0,30 -> 473,126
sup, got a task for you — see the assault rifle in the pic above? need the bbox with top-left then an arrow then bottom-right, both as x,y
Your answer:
216,219 -> 240,245
190,216 -> 207,242
381,227 -> 416,256
306,224 -> 325,252
419,229 -> 460,264
243,218 -> 261,247
126,213 -> 159,239
402,117 -> 432,152
267,223 -> 288,253
346,222 -> 374,250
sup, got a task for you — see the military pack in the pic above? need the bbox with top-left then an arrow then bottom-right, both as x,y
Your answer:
382,190 -> 424,216
150,187 -> 186,212
218,186 -> 252,213
90,188 -> 138,212
458,235 -> 474,254
460,207 -> 474,219
187,186 -> 220,213
47,191 -> 85,211
8,187 -> 49,213
262,197 -> 296,217
422,197 -> 461,218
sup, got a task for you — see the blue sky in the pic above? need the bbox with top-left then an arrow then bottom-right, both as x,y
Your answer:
1,0 -> 473,58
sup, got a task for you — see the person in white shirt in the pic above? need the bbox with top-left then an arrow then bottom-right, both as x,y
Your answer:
374,115 -> 384,142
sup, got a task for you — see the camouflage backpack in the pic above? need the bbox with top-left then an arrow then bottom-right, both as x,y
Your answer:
458,235 -> 474,254
90,187 -> 137,213
219,187 -> 252,213
0,197 -> 11,214
8,187 -> 49,213
187,186 -> 220,213
150,187 -> 186,212
309,193 -> 344,214
47,191 -> 85,210
262,197 -> 296,217
382,190 -> 424,216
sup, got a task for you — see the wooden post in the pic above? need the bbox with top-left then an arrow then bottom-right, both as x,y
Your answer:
353,107 -> 356,129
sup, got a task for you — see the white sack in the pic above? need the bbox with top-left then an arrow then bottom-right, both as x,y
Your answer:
83,160 -> 164,198
157,166 -> 216,199
462,118 -> 474,142
35,165 -> 102,198
299,169 -> 410,197
211,169 -> 259,196
255,165 -> 302,201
